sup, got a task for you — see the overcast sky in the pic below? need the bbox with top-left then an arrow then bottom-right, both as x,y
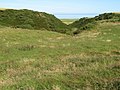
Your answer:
0,0 -> 120,14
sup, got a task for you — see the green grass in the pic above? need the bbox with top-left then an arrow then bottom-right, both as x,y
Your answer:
0,22 -> 120,90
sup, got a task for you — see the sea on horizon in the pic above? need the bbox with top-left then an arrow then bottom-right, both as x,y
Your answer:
54,13 -> 99,19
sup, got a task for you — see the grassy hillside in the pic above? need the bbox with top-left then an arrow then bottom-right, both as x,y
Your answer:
69,13 -> 120,34
0,22 -> 120,90
0,9 -> 71,34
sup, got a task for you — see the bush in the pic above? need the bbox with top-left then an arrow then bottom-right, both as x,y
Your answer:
69,17 -> 96,33
16,24 -> 33,29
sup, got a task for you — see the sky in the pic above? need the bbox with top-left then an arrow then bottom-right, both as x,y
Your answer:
0,0 -> 120,14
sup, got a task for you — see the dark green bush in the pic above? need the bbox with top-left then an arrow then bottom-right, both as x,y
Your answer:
95,13 -> 120,20
69,17 -> 96,33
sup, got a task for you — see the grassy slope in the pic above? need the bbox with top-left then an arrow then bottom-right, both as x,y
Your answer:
0,22 -> 120,90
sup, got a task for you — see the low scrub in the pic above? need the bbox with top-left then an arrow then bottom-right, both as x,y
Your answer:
0,9 -> 71,34
69,13 -> 120,35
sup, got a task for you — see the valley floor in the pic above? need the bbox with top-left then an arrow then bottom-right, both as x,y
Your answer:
0,22 -> 120,90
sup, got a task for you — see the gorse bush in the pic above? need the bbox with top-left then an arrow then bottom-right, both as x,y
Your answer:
95,13 -> 120,20
69,17 -> 97,35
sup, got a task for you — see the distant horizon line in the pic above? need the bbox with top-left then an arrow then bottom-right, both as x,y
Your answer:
53,13 -> 99,15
